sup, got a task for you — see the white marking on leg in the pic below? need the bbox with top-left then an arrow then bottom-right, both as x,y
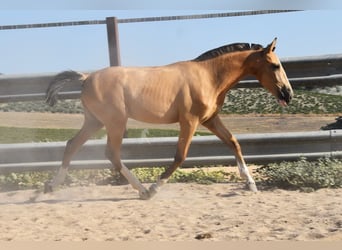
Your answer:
120,164 -> 149,199
237,159 -> 258,192
148,178 -> 168,198
50,167 -> 68,188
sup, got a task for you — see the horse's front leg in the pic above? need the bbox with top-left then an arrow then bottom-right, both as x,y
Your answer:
202,115 -> 258,192
147,119 -> 198,199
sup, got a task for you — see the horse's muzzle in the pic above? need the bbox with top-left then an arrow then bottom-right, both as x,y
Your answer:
278,86 -> 293,106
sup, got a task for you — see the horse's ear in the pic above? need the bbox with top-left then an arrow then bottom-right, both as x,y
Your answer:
265,37 -> 277,54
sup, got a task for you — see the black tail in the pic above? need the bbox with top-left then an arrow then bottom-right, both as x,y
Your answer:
46,70 -> 88,106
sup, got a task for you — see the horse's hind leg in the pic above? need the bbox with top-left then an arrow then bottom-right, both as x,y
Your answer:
105,120 -> 149,199
44,109 -> 103,193
202,115 -> 257,192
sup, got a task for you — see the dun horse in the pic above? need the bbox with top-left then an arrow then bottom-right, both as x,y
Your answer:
45,38 -> 293,199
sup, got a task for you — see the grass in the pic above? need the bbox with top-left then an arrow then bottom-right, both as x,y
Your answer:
0,126 -> 105,143
0,126 -> 211,144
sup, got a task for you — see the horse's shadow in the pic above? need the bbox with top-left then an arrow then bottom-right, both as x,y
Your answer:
37,196 -> 138,204
0,189 -> 140,205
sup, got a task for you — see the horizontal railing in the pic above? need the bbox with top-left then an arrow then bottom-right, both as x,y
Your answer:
1,54 -> 342,103
0,130 -> 341,173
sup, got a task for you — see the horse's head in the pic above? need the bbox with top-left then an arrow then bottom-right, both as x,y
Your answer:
251,38 -> 293,106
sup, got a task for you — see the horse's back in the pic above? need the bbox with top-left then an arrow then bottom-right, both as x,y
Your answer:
80,65 -> 184,123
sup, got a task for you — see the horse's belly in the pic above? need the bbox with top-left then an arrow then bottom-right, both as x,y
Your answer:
127,102 -> 178,124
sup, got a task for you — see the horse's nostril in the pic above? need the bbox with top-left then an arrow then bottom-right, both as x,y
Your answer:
280,86 -> 292,104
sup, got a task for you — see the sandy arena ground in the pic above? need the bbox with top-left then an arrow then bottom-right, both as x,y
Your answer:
0,183 -> 341,241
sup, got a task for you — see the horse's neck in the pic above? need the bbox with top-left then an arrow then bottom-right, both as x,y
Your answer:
209,51 -> 252,93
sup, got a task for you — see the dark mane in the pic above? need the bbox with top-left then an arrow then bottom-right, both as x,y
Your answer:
193,43 -> 263,62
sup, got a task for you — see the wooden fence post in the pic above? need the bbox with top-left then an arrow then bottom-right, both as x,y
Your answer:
106,17 -> 128,140
106,17 -> 121,66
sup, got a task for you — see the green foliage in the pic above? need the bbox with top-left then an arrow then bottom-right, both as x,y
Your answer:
222,88 -> 342,114
0,171 -> 54,191
169,168 -> 236,184
0,100 -> 83,113
256,157 -> 342,191
131,167 -> 238,185
0,167 -> 241,191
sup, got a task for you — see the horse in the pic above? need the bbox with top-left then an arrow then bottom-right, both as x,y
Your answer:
45,38 -> 293,199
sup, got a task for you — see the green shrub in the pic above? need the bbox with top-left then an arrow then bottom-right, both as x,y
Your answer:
0,172 -> 54,191
133,167 -> 239,185
256,157 -> 342,191
0,167 -> 241,191
222,88 -> 342,114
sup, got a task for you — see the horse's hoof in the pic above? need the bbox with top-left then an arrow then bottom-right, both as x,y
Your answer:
139,189 -> 151,200
247,182 -> 258,192
139,186 -> 152,200
139,184 -> 159,200
44,182 -> 53,193
148,183 -> 159,197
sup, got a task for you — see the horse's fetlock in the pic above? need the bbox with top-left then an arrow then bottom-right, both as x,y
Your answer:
247,181 -> 258,192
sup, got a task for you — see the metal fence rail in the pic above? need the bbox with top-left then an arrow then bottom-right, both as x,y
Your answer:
1,54 -> 342,103
0,11 -> 297,31
1,130 -> 341,173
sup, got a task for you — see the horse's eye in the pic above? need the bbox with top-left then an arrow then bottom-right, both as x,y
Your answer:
271,63 -> 280,70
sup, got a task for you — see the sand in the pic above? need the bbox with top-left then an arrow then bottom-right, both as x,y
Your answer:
0,183 -> 341,241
